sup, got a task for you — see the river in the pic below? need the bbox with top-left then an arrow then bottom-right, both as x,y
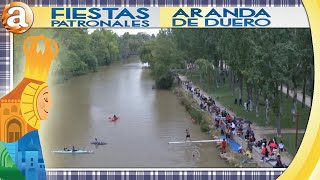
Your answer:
39,56 -> 229,168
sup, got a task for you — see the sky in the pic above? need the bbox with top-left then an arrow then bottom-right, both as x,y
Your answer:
88,28 -> 161,36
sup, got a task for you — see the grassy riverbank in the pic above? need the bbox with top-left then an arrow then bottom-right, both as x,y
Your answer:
184,73 -> 308,157
173,85 -> 259,167
186,73 -> 310,130
173,87 -> 212,133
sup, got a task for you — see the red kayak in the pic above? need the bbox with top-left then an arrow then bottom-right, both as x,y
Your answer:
110,117 -> 119,122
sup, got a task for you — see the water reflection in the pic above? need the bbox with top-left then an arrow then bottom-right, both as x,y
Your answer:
40,57 -> 229,168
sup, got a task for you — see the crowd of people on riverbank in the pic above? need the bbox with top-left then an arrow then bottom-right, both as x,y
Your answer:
183,80 -> 286,168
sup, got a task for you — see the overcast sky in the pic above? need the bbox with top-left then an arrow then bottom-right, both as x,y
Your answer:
88,28 -> 161,36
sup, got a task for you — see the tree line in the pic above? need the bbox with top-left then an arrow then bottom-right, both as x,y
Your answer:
140,29 -> 313,135
120,32 -> 154,59
14,29 -> 151,84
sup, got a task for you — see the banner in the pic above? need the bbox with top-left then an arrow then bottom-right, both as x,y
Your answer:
29,7 -> 309,28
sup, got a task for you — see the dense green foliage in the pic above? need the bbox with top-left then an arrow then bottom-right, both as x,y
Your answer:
142,29 -> 313,135
14,29 -> 150,84
140,30 -> 184,89
120,32 -> 152,59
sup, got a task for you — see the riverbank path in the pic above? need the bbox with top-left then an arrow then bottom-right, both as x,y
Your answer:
179,74 -> 295,167
281,86 -> 311,107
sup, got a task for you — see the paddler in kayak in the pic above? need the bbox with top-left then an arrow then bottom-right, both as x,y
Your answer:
111,115 -> 119,121
72,146 -> 78,152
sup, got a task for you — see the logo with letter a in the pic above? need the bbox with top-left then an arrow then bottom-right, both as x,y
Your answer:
2,2 -> 34,34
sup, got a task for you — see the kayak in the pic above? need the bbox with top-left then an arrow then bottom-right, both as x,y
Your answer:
52,150 -> 94,154
90,141 -> 107,145
111,117 -> 119,121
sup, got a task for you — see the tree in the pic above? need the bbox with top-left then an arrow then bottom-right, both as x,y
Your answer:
194,58 -> 211,83
139,30 -> 183,89
149,28 -> 313,136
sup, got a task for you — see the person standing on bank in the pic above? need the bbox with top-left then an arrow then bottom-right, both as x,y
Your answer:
186,129 -> 191,141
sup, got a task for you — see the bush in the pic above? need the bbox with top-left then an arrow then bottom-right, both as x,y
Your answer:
185,104 -> 191,112
177,87 -> 212,132
189,109 -> 203,124
180,97 -> 187,106
155,73 -> 174,89
200,120 -> 210,132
